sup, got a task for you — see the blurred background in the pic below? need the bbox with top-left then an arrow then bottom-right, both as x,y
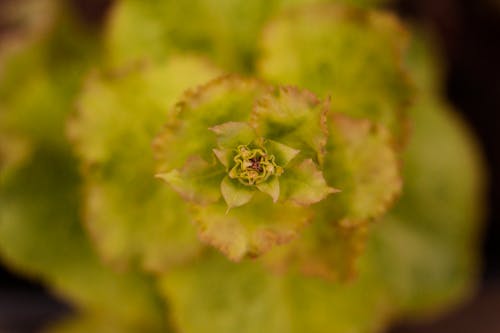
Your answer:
0,0 -> 498,332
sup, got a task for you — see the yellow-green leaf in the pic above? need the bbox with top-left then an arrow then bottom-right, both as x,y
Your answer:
252,86 -> 328,164
258,4 -> 412,142
70,57 -> 219,271
194,193 -> 312,261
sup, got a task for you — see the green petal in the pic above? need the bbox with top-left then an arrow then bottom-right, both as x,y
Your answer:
252,86 -> 328,164
221,176 -> 255,210
70,57 -> 219,271
194,193 -> 312,261
256,176 -> 280,203
281,159 -> 337,206
265,140 -> 300,167
258,4 -> 412,143
210,121 -> 256,149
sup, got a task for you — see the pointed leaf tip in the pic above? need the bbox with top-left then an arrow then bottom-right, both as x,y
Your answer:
209,122 -> 256,149
256,176 -> 280,203
282,159 -> 336,205
221,176 -> 254,210
213,148 -> 233,169
266,140 -> 300,167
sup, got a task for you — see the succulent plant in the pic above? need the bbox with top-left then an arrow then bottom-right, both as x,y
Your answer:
0,0 -> 485,332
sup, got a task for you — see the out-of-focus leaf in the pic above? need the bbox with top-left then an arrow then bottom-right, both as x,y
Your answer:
0,148 -> 166,330
263,113 -> 401,281
0,133 -> 31,184
0,5 -> 169,328
320,114 -> 402,228
370,34 -> 486,317
158,251 -> 393,333
104,0 -> 391,73
43,313 -> 171,333
258,4 -> 412,142
0,0 -> 57,74
0,3 -> 99,149
105,0 -> 275,72
70,57 -> 220,271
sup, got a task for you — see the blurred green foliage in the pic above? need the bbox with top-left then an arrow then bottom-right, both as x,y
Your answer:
0,0 -> 485,332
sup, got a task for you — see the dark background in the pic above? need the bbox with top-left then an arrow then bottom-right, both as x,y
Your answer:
0,0 -> 499,332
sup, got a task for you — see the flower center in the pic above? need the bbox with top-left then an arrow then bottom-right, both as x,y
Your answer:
229,145 -> 283,186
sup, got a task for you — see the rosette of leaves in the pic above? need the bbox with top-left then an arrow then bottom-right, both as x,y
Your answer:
0,0 -> 486,332
154,77 -> 339,261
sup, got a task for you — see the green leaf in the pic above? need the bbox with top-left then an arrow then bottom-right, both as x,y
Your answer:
154,75 -> 268,172
43,313 -> 171,333
104,0 -> 388,72
252,86 -> 328,164
158,252 -> 392,333
193,193 -> 312,261
0,6 -> 167,327
270,113 -> 401,280
213,148 -> 233,169
369,34 -> 486,318
280,159 -> 337,205
0,2 -> 99,149
0,0 -> 56,63
265,140 -> 300,167
221,176 -> 255,210
210,121 -> 257,148
258,4 -> 412,143
319,113 -> 402,227
256,176 -> 280,202
70,56 -> 219,271
0,148 -> 166,329
105,0 -> 299,72
156,156 -> 223,205
263,219 -> 369,282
